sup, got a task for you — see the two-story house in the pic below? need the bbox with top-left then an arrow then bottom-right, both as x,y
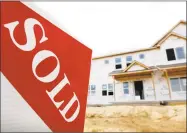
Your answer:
88,20 -> 186,104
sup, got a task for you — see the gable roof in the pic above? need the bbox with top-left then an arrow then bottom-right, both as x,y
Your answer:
152,20 -> 186,47
92,20 -> 186,60
123,60 -> 150,72
153,32 -> 186,47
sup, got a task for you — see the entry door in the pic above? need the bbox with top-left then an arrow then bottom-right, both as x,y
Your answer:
134,81 -> 144,100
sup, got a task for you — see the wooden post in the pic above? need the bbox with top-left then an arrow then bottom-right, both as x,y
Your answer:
164,70 -> 172,100
151,72 -> 157,100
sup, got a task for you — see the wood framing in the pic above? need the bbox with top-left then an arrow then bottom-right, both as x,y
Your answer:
123,60 -> 150,72
155,33 -> 186,47
164,70 -> 172,100
110,69 -> 153,76
152,20 -> 186,47
115,74 -> 152,81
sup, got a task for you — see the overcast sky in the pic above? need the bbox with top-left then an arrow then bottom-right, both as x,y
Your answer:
23,2 -> 186,58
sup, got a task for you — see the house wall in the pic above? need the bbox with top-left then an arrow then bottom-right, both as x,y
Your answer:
114,78 -> 156,101
158,36 -> 186,66
173,23 -> 186,37
88,23 -> 186,104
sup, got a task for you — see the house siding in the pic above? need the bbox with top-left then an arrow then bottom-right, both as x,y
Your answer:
88,22 -> 186,104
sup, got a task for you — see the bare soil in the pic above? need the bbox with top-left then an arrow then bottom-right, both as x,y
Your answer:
84,105 -> 186,132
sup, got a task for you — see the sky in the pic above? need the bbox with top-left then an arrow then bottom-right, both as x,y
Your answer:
23,2 -> 186,58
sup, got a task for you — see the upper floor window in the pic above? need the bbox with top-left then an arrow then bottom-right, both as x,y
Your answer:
104,60 -> 109,64
115,58 -> 121,64
126,56 -> 132,67
166,48 -> 176,61
115,64 -> 122,69
175,47 -> 185,59
139,54 -> 145,59
126,56 -> 132,62
115,57 -> 122,69
166,47 -> 185,61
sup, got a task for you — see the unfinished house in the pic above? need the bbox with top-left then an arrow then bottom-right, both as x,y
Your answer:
88,20 -> 186,104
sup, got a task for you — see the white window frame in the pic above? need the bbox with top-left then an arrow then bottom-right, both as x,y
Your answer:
115,57 -> 121,64
175,47 -> 186,60
166,47 -> 186,62
88,85 -> 96,96
126,56 -> 132,62
123,82 -> 129,94
139,54 -> 145,59
126,56 -> 133,67
108,84 -> 114,96
115,57 -> 122,70
102,84 -> 114,96
170,77 -> 186,92
102,84 -> 108,96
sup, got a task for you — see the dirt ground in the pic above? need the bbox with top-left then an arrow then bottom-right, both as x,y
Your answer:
84,104 -> 186,132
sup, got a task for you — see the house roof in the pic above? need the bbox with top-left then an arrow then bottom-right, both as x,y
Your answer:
123,60 -> 150,72
150,62 -> 187,69
93,20 -> 186,60
152,20 -> 186,47
109,62 -> 186,76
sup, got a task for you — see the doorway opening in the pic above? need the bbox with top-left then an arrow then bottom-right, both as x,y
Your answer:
134,81 -> 144,100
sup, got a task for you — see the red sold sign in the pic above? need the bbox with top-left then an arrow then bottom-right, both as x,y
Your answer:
1,1 -> 92,132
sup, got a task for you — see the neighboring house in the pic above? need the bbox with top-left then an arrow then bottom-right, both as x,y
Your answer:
88,20 -> 186,104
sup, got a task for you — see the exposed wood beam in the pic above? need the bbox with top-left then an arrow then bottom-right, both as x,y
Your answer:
115,74 -> 151,81
164,70 -> 172,100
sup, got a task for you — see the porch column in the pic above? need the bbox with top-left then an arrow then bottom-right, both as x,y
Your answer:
164,70 -> 172,100
151,72 -> 156,100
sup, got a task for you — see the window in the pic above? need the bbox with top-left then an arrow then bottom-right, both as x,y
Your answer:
104,60 -> 109,64
126,56 -> 132,67
123,82 -> 129,94
166,48 -> 176,61
108,84 -> 114,95
170,78 -> 180,92
180,77 -> 186,91
126,63 -> 131,67
115,64 -> 122,69
126,56 -> 132,62
115,58 -> 121,63
139,54 -> 145,59
170,77 -> 186,92
166,47 -> 186,61
102,84 -> 107,96
175,47 -> 185,59
88,85 -> 96,96
91,85 -> 96,90
102,84 -> 114,96
115,57 -> 122,69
